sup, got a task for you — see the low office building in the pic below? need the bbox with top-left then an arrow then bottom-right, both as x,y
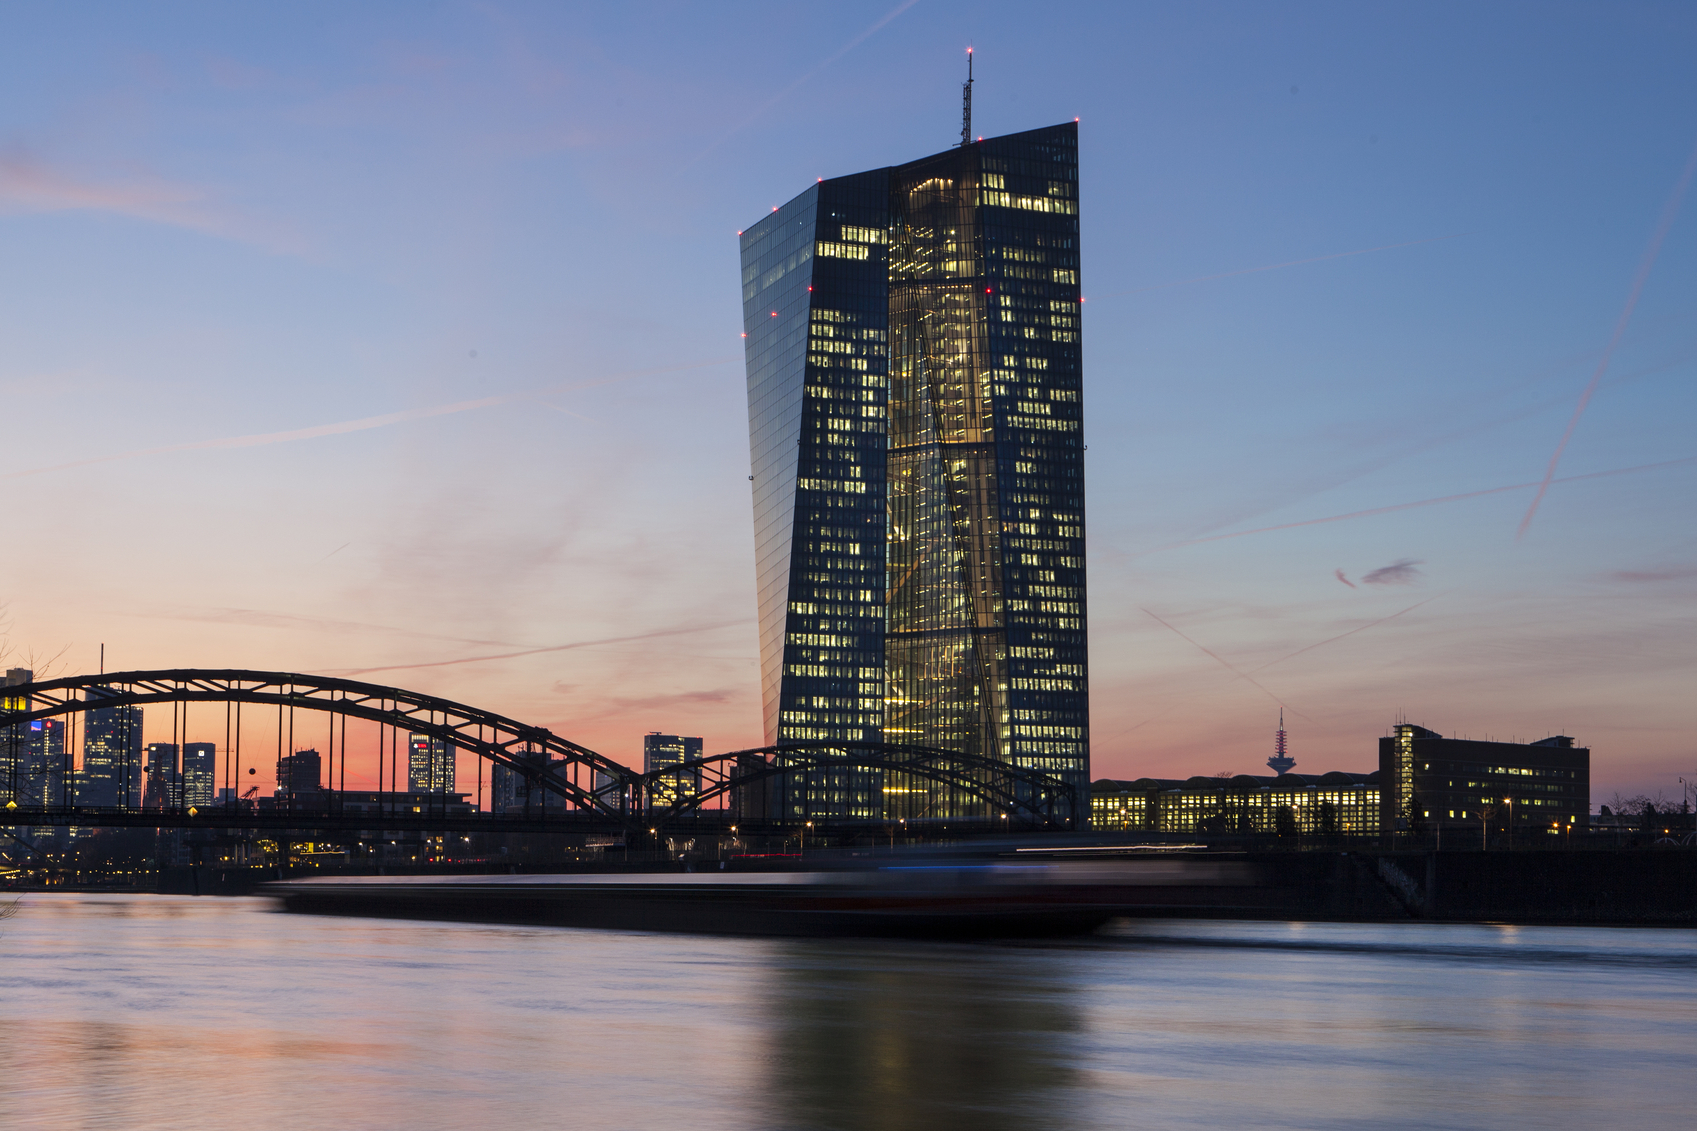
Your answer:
1092,772 -> 1381,836
1379,724 -> 1589,835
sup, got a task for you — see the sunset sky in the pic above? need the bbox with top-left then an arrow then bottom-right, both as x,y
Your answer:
2,2 -> 1694,804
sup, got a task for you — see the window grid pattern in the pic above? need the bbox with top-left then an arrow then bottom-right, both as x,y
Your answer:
739,126 -> 1087,823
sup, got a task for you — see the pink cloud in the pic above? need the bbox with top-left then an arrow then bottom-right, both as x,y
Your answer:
0,151 -> 300,253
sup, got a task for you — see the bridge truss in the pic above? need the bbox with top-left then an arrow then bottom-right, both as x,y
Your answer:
0,670 -> 1077,836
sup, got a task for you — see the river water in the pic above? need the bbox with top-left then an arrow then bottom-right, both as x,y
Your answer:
1,894 -> 1692,1130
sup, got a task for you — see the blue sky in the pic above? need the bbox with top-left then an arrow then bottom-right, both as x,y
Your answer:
1,1 -> 1693,802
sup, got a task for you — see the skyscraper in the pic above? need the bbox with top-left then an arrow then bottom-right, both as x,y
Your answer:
144,742 -> 180,810
181,742 -> 216,810
739,122 -> 1088,821
642,733 -> 704,806
275,748 -> 321,796
408,733 -> 454,794
81,688 -> 143,808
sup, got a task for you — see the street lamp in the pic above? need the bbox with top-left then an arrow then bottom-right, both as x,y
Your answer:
1503,797 -> 1513,849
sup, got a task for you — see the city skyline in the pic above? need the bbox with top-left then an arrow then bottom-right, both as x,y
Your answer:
1,4 -> 1695,800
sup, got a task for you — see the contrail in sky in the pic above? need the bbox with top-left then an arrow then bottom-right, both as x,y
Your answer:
330,620 -> 750,677
689,0 -> 922,168
2,357 -> 735,481
1250,597 -> 1438,674
1141,607 -> 1308,719
1088,233 -> 1466,300
1518,134 -> 1697,537
1137,454 -> 1697,558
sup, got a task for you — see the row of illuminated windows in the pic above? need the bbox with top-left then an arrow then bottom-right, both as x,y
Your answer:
1441,780 -> 1572,794
818,424 -> 884,442
806,387 -> 883,405
789,599 -> 879,615
994,264 -> 1078,285
797,478 -> 869,494
1007,598 -> 1081,613
1010,678 -> 1080,692
994,246 -> 1077,267
1430,763 -> 1579,779
807,355 -> 878,372
981,193 -> 1078,215
1006,538 -> 1082,553
816,241 -> 872,260
1014,555 -> 1084,569
991,384 -> 1079,401
1092,790 -> 1380,834
1005,416 -> 1081,433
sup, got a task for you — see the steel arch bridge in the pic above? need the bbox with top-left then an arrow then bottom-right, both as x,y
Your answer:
643,742 -> 1078,831
0,669 -> 1078,835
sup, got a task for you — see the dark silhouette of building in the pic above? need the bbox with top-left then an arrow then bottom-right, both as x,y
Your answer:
1379,724 -> 1590,837
275,748 -> 322,797
144,743 -> 179,809
739,121 -> 1087,821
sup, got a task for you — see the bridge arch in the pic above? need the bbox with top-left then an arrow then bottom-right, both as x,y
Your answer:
0,669 -> 638,818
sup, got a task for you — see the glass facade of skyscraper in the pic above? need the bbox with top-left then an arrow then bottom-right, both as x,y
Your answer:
642,733 -> 704,806
739,124 -> 1087,822
408,733 -> 455,795
182,742 -> 216,809
80,690 -> 144,808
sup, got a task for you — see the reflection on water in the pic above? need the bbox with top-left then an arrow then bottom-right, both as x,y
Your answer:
1,895 -> 1693,1131
765,944 -> 1085,1130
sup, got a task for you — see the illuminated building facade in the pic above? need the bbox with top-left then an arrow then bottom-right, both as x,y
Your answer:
408,733 -> 455,795
2,669 -> 68,821
182,742 -> 216,810
80,688 -> 143,808
1380,724 -> 1589,835
1092,772 -> 1382,836
643,733 -> 703,806
740,123 -> 1087,822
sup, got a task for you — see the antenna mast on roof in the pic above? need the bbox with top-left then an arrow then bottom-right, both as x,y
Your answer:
960,46 -> 974,147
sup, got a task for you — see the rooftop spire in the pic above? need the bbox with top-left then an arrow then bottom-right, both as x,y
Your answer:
960,46 -> 974,147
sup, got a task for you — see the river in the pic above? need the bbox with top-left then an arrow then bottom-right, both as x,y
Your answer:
2,894 -> 1692,1129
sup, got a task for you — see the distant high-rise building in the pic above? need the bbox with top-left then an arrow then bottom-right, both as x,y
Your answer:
408,733 -> 454,794
181,743 -> 216,809
739,121 -> 1088,821
3,669 -> 67,815
2,668 -> 33,806
144,743 -> 180,810
490,748 -> 569,814
275,749 -> 321,796
81,687 -> 144,808
642,733 -> 703,806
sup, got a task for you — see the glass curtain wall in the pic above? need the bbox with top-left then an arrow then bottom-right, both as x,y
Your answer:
885,124 -> 1088,822
740,172 -> 890,820
739,125 -> 1088,824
